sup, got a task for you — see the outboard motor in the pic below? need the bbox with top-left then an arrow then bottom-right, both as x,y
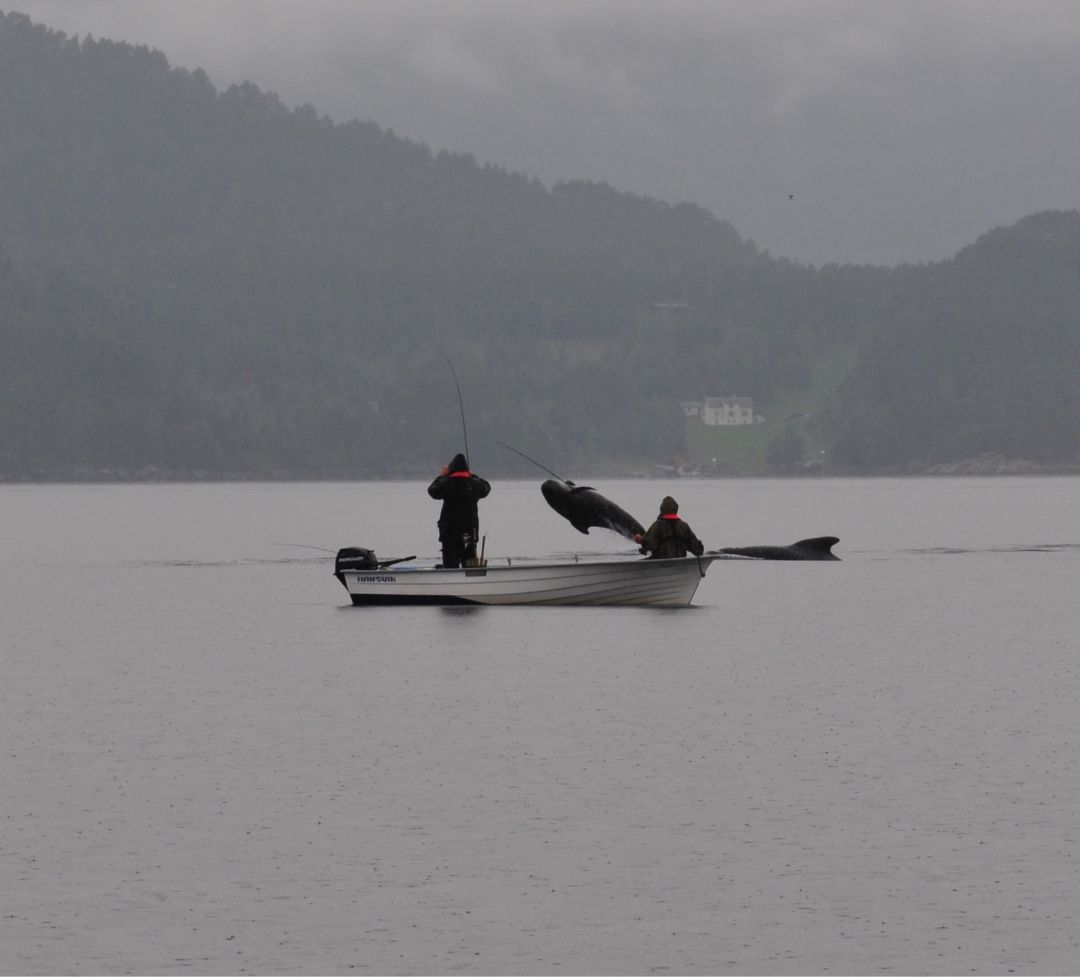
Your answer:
335,546 -> 378,580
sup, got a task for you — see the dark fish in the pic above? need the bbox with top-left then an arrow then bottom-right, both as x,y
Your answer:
540,479 -> 646,541
713,536 -> 840,561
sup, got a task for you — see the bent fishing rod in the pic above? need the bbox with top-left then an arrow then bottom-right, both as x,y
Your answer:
496,440 -> 572,484
446,358 -> 470,469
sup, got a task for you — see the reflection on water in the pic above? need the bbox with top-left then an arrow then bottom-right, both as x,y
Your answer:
438,605 -> 485,617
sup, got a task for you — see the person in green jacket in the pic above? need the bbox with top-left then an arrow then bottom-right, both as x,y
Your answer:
636,496 -> 704,559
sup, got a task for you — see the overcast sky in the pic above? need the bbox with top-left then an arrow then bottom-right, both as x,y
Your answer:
12,0 -> 1080,266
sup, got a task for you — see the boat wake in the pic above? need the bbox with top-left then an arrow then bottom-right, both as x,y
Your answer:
126,555 -> 330,568
904,543 -> 1080,555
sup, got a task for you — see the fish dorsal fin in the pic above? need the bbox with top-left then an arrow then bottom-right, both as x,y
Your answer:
789,536 -> 840,558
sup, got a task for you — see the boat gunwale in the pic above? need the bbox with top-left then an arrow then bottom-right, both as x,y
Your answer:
337,554 -> 716,607
347,554 -> 717,575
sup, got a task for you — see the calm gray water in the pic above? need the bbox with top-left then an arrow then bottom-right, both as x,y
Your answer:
2,477 -> 1078,975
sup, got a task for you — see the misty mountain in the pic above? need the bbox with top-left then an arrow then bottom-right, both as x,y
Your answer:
1,11 -> 1077,477
821,211 -> 1080,470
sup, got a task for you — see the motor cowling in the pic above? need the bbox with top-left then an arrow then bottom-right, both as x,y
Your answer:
335,547 -> 378,576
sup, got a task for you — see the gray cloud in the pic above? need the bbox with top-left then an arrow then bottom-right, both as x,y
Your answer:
13,0 -> 1080,264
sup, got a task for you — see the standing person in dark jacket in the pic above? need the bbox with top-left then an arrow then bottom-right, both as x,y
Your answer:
427,452 -> 491,568
636,496 -> 704,559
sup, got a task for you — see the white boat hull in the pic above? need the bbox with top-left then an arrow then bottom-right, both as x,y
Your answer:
336,555 -> 716,607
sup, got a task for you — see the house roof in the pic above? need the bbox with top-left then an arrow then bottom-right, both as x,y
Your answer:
704,396 -> 753,408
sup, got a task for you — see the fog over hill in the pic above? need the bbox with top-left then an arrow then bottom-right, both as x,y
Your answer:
14,0 -> 1080,268
1,11 -> 1078,478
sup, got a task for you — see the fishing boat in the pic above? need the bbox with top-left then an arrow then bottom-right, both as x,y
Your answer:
334,547 -> 717,607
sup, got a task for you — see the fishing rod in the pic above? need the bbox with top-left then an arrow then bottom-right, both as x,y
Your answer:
446,359 -> 470,469
496,440 -> 571,484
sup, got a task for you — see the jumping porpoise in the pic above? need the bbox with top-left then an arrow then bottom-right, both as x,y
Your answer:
540,479 -> 646,541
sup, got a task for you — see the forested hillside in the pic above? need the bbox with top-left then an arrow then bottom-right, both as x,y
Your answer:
1,11 -> 1078,478
822,212 -> 1080,469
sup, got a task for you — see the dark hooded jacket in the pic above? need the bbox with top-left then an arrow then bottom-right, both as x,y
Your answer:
639,496 -> 704,559
427,453 -> 491,542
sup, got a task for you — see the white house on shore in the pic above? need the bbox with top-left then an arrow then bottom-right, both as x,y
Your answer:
681,396 -> 759,426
